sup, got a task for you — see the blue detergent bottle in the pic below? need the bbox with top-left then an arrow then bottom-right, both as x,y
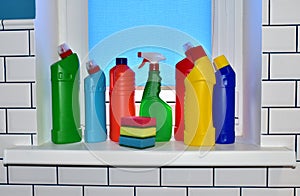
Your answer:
213,55 -> 236,144
84,60 -> 107,143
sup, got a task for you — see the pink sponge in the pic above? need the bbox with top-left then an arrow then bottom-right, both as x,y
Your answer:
121,116 -> 156,128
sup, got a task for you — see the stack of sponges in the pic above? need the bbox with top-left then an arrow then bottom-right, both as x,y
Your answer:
119,116 -> 156,149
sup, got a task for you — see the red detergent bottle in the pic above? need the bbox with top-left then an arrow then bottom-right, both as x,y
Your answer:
174,42 -> 195,141
109,58 -> 135,142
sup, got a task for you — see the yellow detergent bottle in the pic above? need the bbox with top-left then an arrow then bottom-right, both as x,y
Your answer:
184,45 -> 216,146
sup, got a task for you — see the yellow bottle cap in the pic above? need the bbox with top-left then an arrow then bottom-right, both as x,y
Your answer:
213,55 -> 229,70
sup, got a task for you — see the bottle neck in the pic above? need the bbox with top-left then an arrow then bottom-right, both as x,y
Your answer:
142,70 -> 161,98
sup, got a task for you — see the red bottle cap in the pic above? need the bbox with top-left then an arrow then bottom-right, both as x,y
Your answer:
58,43 -> 73,59
86,60 -> 100,75
185,45 -> 207,63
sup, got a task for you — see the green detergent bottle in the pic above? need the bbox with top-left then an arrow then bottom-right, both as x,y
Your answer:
138,52 -> 172,142
51,43 -> 82,144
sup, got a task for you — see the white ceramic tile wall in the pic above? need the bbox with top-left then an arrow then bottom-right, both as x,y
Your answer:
261,108 -> 268,134
262,54 -> 269,80
109,167 -> 159,186
270,108 -> 300,134
270,54 -> 300,79
58,167 -> 107,185
271,0 -> 300,24
161,168 -> 213,186
34,186 -> 82,196
136,187 -> 186,196
6,57 -> 35,82
84,187 -> 134,196
8,166 -> 56,184
0,31 -> 29,55
0,185 -> 32,196
0,83 -> 31,107
262,81 -> 295,107
268,163 -> 300,187
262,26 -> 296,52
7,109 -> 37,133
214,168 -> 267,187
0,160 -> 7,183
189,188 -> 240,196
0,109 -> 5,133
242,188 -> 294,196
0,57 -> 4,82
0,0 -> 300,195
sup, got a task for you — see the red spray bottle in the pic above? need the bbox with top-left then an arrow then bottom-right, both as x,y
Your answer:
109,58 -> 135,142
174,42 -> 195,141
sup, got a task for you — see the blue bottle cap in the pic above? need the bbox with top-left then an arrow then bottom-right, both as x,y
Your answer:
116,58 -> 127,65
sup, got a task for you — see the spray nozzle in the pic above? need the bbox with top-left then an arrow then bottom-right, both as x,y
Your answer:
137,52 -> 166,71
57,43 -> 73,59
86,60 -> 100,75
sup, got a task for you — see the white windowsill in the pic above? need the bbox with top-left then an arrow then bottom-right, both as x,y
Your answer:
3,141 -> 296,167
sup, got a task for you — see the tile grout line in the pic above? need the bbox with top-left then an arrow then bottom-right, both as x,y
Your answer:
30,82 -> 34,108
3,57 -> 7,82
159,167 -> 162,186
295,135 -> 298,161
107,166 -> 110,186
267,108 -> 270,135
212,168 -> 215,187
82,185 -> 85,196
134,186 -> 136,196
32,185 -> 35,196
6,166 -> 9,184
268,53 -> 271,80
28,30 -> 31,56
296,26 -> 299,53
266,167 -> 269,188
268,0 -> 271,25
295,81 -> 298,107
5,109 -> 8,134
56,166 -> 59,185
240,187 -> 242,196
186,187 -> 189,196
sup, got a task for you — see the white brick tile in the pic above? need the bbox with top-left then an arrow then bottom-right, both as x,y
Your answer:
269,162 -> 300,187
34,186 -> 82,196
262,81 -> 295,107
3,20 -> 34,30
262,26 -> 296,52
9,166 -> 56,184
32,83 -> 36,108
262,0 -> 269,25
271,0 -> 300,24
58,167 -> 107,185
161,168 -> 213,186
261,135 -> 295,150
0,160 -> 7,183
6,57 -> 36,81
0,31 -> 29,55
32,134 -> 38,145
297,135 -> 300,161
298,82 -> 300,107
0,57 -> 4,82
0,83 -> 30,107
189,188 -> 240,196
242,188 -> 294,196
270,108 -> 300,134
215,168 -> 266,186
109,167 -> 159,186
270,54 -> 300,79
84,187 -> 134,196
0,185 -> 32,196
262,54 -> 269,80
7,109 -> 37,133
261,108 -> 268,134
136,187 -> 186,196
30,30 -> 35,55
0,135 -> 31,157
0,109 -> 6,133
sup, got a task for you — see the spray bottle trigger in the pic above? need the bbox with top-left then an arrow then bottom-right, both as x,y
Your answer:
138,58 -> 150,69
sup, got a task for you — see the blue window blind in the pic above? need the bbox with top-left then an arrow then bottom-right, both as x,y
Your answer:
88,0 -> 211,86
0,0 -> 35,20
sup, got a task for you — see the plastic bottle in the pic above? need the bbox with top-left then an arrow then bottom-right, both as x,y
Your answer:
109,58 -> 135,142
174,42 -> 195,141
184,45 -> 216,146
51,43 -> 82,144
213,55 -> 236,144
84,60 -> 107,143
138,52 -> 172,142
